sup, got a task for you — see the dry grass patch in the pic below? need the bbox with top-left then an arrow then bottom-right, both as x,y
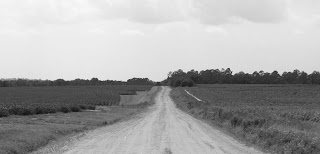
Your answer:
0,106 -> 139,154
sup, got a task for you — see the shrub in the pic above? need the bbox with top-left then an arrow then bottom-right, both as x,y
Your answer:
231,116 -> 243,127
70,106 -> 81,112
34,107 -> 45,114
171,77 -> 195,87
60,106 -> 70,113
187,101 -> 198,109
8,107 -> 33,115
167,70 -> 195,87
220,111 -> 233,121
8,107 -> 22,115
20,108 -> 34,115
241,118 -> 267,130
42,107 -> 57,114
254,119 -> 266,128
0,109 -> 9,117
79,105 -> 87,110
87,105 -> 95,110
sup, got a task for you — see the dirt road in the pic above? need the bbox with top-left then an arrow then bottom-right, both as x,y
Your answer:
44,86 -> 263,154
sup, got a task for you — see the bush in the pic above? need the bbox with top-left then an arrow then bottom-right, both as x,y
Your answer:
87,105 -> 95,110
42,107 -> 57,114
171,77 -> 195,87
8,107 -> 21,115
34,107 -> 45,114
20,108 -> 34,115
240,118 -> 267,130
70,106 -> 81,112
167,70 -> 195,87
220,111 -> 233,121
60,106 -> 70,113
79,105 -> 87,110
8,107 -> 33,115
0,109 -> 9,117
231,116 -> 243,127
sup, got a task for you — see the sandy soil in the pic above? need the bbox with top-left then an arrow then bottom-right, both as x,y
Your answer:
41,86 -> 264,154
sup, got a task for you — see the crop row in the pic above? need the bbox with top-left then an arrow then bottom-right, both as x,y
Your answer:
0,85 -> 152,117
171,84 -> 320,154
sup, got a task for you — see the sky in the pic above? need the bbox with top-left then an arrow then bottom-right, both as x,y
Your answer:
0,0 -> 320,81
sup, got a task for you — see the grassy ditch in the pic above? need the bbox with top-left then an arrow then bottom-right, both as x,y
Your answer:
0,86 -> 159,154
171,85 -> 320,154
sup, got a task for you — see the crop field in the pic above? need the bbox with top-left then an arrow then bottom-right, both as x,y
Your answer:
0,85 -> 152,117
171,84 -> 320,153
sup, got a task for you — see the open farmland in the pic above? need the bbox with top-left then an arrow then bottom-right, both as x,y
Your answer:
171,84 -> 320,154
0,85 -> 157,154
0,85 -> 152,117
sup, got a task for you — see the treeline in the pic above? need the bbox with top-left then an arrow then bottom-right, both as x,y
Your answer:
127,78 -> 154,85
164,68 -> 320,87
0,77 -> 154,87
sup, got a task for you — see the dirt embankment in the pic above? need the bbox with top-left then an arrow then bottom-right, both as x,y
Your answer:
38,86 -> 263,154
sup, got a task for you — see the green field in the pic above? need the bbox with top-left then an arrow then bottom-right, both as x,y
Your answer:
0,85 -> 153,117
171,84 -> 320,154
0,85 -> 157,154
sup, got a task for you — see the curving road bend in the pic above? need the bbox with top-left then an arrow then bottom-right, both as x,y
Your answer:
49,86 -> 263,154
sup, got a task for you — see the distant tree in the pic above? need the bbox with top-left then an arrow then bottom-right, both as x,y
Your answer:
127,78 -> 154,85
199,70 -> 213,84
222,68 -> 233,84
282,71 -> 298,84
0,81 -> 9,87
252,71 -> 260,84
187,69 -> 200,83
16,79 -> 28,86
271,71 -> 281,84
232,72 -> 252,84
53,79 -> 67,86
309,71 -> 320,84
297,71 -> 308,84
90,78 -> 99,85
198,69 -> 223,84
167,69 -> 195,87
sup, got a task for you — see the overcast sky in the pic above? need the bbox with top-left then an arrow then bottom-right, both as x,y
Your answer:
1,0 -> 320,81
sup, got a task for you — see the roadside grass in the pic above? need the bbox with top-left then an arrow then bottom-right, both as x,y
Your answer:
0,86 -> 159,154
170,85 -> 320,154
0,107 -> 133,154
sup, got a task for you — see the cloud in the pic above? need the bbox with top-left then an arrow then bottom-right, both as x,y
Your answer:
0,0 -> 293,30
91,0 -> 288,25
90,0 -> 188,24
191,0 -> 288,24
0,0 -> 98,27
287,7 -> 320,33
